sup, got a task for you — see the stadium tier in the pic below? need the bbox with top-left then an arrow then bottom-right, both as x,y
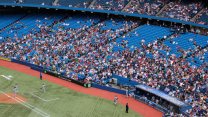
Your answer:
0,1 -> 208,116
0,0 -> 208,26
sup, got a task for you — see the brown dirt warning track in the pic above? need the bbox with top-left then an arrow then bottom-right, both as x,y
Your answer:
0,60 -> 163,117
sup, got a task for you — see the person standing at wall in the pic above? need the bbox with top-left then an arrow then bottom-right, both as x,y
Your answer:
126,103 -> 129,113
126,87 -> 128,98
40,72 -> 42,80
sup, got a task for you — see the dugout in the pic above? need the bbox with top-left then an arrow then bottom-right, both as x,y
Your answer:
135,84 -> 192,114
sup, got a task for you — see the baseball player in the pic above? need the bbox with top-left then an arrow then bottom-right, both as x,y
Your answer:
41,83 -> 46,93
13,83 -> 18,98
114,96 -> 118,105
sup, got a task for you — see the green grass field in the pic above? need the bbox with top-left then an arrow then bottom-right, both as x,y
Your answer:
0,66 -> 141,117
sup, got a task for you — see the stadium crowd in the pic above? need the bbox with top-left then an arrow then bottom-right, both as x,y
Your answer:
0,0 -> 208,116
90,0 -> 128,11
160,2 -> 203,21
195,8 -> 208,25
89,0 -> 207,24
124,0 -> 166,15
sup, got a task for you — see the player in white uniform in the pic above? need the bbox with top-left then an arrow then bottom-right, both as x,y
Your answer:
114,96 -> 118,105
13,84 -> 18,98
41,83 -> 46,93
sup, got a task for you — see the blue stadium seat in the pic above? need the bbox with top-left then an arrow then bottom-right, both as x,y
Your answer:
58,0 -> 92,7
53,14 -> 99,30
23,0 -> 53,5
164,33 -> 208,57
113,25 -> 172,52
0,0 -> 16,3
0,14 -> 24,29
0,13 -> 63,39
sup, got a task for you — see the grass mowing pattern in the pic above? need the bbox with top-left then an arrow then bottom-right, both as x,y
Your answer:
0,66 -> 141,117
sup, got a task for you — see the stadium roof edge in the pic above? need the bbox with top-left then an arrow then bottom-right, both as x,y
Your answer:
1,2 -> 208,29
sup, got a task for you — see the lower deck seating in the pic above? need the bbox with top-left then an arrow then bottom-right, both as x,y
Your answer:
53,15 -> 100,30
113,25 -> 172,51
187,50 -> 208,67
0,13 -> 63,39
0,14 -> 24,29
163,33 -> 208,57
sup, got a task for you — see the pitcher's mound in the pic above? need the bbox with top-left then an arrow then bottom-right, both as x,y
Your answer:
0,93 -> 27,104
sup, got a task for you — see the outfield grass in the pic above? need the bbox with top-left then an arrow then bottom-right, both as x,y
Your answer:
0,66 -> 141,117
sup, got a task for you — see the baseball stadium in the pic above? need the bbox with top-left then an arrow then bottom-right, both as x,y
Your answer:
0,0 -> 207,117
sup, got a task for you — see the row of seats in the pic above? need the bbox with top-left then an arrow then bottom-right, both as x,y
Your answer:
0,13 -> 62,39
53,14 -> 100,30
113,24 -> 172,51
0,13 -> 24,29
163,33 -> 208,57
0,0 -> 16,3
23,0 -> 53,5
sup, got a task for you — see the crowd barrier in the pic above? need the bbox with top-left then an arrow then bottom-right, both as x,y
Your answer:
91,83 -> 126,95
31,66 -> 44,72
43,70 -> 91,87
11,59 -> 43,69
0,56 -> 11,61
10,59 -> 90,87
112,74 -> 139,86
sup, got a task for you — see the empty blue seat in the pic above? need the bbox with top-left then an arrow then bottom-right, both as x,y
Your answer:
23,0 -> 53,5
113,25 -> 172,52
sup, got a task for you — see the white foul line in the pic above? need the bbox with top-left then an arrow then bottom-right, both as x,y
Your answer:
45,98 -> 60,102
0,75 -> 11,80
31,92 -> 59,102
0,91 -> 50,117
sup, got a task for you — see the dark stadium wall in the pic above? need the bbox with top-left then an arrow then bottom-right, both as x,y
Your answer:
0,6 -> 146,25
0,6 -> 136,20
